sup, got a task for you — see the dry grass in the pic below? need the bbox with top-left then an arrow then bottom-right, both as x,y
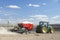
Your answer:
0,31 -> 60,40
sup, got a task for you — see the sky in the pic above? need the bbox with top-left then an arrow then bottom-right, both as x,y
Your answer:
0,0 -> 60,24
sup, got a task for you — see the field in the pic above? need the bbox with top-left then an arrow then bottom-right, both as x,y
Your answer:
0,31 -> 60,40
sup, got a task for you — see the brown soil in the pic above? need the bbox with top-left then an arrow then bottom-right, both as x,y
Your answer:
0,31 -> 60,40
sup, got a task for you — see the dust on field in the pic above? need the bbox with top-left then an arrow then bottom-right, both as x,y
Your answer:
0,31 -> 60,40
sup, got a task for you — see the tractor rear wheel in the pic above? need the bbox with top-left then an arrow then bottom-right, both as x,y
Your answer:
36,25 -> 42,33
50,28 -> 54,33
36,26 -> 47,33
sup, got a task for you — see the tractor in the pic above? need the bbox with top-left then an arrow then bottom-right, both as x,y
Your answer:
36,21 -> 54,33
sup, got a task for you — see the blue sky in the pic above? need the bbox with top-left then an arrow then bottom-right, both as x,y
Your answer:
0,0 -> 60,24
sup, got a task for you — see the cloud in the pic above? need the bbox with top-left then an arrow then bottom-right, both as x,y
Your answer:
28,18 -> 34,20
4,14 -> 8,16
52,15 -> 60,19
42,3 -> 46,6
49,20 -> 60,24
18,18 -> 34,22
7,5 -> 20,8
3,13 -> 11,16
49,15 -> 60,24
30,15 -> 48,21
28,4 -> 40,7
28,3 -> 47,7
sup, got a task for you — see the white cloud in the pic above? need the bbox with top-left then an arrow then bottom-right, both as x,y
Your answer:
28,3 -> 47,7
49,15 -> 60,24
28,4 -> 40,7
18,18 -> 34,22
30,15 -> 48,21
42,3 -> 46,6
4,14 -> 8,16
52,15 -> 60,19
28,18 -> 34,20
49,20 -> 60,24
7,5 -> 20,8
4,13 -> 11,16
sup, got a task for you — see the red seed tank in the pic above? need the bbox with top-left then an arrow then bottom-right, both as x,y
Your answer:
18,21 -> 34,31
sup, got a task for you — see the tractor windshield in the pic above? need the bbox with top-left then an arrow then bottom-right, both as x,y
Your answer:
39,21 -> 49,27
44,23 -> 47,25
43,22 -> 48,27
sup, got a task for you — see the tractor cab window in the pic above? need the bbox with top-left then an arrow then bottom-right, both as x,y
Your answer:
44,23 -> 47,26
39,22 -> 49,27
44,23 -> 47,25
40,22 -> 43,25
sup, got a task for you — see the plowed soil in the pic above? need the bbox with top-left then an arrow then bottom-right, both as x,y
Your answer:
0,31 -> 60,40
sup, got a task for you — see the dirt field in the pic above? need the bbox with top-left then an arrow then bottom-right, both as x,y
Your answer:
0,31 -> 60,40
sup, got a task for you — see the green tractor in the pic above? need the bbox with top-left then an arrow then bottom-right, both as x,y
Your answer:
36,21 -> 54,33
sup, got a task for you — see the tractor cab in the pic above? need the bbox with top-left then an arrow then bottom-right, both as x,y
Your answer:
39,21 -> 49,28
36,21 -> 54,33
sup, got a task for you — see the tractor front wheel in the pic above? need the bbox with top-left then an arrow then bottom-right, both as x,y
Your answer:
42,26 -> 47,33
